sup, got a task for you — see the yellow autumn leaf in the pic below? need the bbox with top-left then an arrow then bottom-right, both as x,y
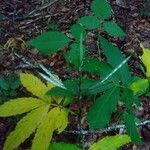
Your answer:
20,73 -> 53,102
130,78 -> 149,95
0,98 -> 45,117
4,105 -> 49,150
31,107 -> 69,150
0,73 -> 68,150
139,44 -> 150,77
89,135 -> 131,150
56,108 -> 69,133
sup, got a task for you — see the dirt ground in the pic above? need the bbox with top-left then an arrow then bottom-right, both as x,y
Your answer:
0,0 -> 150,149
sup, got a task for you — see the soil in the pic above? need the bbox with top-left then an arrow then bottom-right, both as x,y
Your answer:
0,0 -> 150,149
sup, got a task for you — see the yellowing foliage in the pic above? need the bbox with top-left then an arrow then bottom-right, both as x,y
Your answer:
20,73 -> 53,102
130,78 -> 149,95
139,44 -> 150,77
4,105 -> 49,150
32,107 -> 69,150
0,98 -> 45,116
0,73 -> 69,150
89,135 -> 131,150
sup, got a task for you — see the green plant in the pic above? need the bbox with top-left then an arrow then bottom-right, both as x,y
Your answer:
0,0 -> 148,149
0,73 -> 69,150
0,75 -> 20,104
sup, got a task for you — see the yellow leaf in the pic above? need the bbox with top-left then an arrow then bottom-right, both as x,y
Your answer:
89,135 -> 131,150
130,78 -> 149,95
0,98 -> 45,117
4,105 -> 49,150
31,107 -> 69,150
139,44 -> 150,77
20,73 -> 52,102
56,108 -> 69,133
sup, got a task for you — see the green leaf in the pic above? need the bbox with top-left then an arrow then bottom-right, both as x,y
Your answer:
9,90 -> 17,97
139,43 -> 150,77
0,98 -> 45,117
122,88 -> 134,110
87,87 -> 120,128
3,105 -> 49,150
49,142 -> 81,150
0,75 -> 9,90
91,0 -> 112,19
65,43 -> 87,69
89,135 -> 131,150
10,78 -> 20,90
70,24 -> 86,40
28,31 -> 70,54
103,21 -> 125,37
99,36 -> 131,85
80,77 -> 115,95
78,16 -> 100,29
122,112 -> 142,144
32,108 -> 68,150
130,77 -> 149,96
82,58 -> 119,81
47,79 -> 78,97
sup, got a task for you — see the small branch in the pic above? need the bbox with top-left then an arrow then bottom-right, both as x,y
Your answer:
64,120 -> 150,135
26,0 -> 59,18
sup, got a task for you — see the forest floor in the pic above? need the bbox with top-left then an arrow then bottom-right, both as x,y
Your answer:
0,0 -> 150,149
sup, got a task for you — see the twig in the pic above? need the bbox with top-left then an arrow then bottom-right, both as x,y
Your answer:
26,0 -> 59,18
64,120 -> 150,135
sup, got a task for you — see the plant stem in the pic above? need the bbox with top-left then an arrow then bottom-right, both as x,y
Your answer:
77,75 -> 85,149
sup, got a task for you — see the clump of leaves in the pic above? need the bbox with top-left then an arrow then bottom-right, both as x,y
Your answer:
0,0 -> 148,149
0,75 -> 20,104
0,73 -> 69,150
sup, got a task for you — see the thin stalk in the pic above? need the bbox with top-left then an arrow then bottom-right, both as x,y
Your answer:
77,76 -> 85,149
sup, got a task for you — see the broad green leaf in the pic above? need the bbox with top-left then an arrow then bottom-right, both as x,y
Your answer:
28,31 -> 70,54
0,75 -> 9,90
89,82 -> 116,95
99,36 -> 131,85
122,88 -> 134,110
139,43 -> 150,77
48,79 -> 78,97
49,142 -> 81,150
122,112 -> 142,144
32,107 -> 69,150
78,16 -> 100,29
130,77 -> 149,95
89,135 -> 131,150
0,98 -> 45,117
103,21 -> 125,37
87,87 -> 120,128
82,58 -> 119,81
65,43 -> 87,69
70,24 -> 86,40
20,73 -> 52,102
91,0 -> 112,19
80,77 -> 115,95
10,78 -> 20,90
4,105 -> 49,150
